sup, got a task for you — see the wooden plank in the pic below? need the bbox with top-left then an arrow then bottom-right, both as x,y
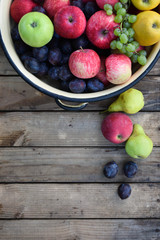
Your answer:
0,112 -> 159,147
149,58 -> 160,75
0,147 -> 159,183
0,76 -> 50,111
0,219 -> 159,240
0,47 -> 16,75
0,75 -> 159,111
0,184 -> 159,218
1,45 -> 160,76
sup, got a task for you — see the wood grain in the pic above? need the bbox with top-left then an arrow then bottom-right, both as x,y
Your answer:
0,112 -> 159,147
0,75 -> 159,111
0,220 -> 159,240
0,47 -> 16,75
0,184 -> 159,219
0,147 -> 159,183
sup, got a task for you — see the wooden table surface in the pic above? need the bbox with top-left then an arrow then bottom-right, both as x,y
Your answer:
0,44 -> 160,239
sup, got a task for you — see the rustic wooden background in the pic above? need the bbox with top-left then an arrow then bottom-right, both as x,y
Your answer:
0,45 -> 160,239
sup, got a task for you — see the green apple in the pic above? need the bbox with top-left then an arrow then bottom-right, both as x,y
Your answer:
125,124 -> 153,159
18,12 -> 54,47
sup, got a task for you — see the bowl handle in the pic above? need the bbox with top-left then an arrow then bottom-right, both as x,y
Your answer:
55,98 -> 88,111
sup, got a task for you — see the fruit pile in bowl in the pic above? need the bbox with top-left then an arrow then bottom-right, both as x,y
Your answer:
0,0 -> 160,109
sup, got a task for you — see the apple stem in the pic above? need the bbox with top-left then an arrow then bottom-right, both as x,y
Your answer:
142,0 -> 149,3
68,16 -> 73,23
30,22 -> 37,28
102,30 -> 108,35
152,23 -> 157,29
80,46 -> 85,52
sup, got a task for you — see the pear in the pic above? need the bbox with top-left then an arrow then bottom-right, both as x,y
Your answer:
125,124 -> 153,159
108,88 -> 144,114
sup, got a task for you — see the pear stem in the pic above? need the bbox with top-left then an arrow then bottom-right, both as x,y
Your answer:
100,109 -> 109,114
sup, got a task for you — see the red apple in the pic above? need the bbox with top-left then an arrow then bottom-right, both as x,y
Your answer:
54,6 -> 86,39
69,49 -> 101,79
86,10 -> 119,49
96,0 -> 119,9
105,54 -> 132,84
43,0 -> 70,19
10,0 -> 38,23
101,113 -> 133,144
96,56 -> 109,86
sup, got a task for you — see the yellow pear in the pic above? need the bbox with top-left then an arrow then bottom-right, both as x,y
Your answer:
107,88 -> 144,114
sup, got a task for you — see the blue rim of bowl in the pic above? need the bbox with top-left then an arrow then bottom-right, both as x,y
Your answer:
0,32 -> 160,103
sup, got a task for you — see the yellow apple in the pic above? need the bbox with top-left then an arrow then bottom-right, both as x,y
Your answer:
131,0 -> 160,11
132,11 -> 160,46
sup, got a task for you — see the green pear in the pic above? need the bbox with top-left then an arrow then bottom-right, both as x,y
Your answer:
108,88 -> 144,114
125,124 -> 153,159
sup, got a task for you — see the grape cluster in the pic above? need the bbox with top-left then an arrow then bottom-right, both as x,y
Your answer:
104,0 -> 147,66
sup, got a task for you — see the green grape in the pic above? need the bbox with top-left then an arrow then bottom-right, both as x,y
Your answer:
123,21 -> 132,28
126,43 -> 136,52
110,40 -> 117,49
116,41 -> 123,49
120,45 -> 127,54
139,50 -> 147,56
125,13 -> 130,19
120,0 -> 128,3
117,8 -> 126,16
128,37 -> 134,43
122,28 -> 128,35
131,54 -> 138,63
132,41 -> 140,50
127,28 -> 135,37
114,28 -> 121,36
114,2 -> 123,11
125,51 -> 134,57
128,15 -> 137,23
120,33 -> 128,44
106,9 -> 113,15
137,55 -> 147,65
104,4 -> 112,11
114,15 -> 123,23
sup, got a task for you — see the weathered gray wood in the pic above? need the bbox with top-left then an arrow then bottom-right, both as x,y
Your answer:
0,147 -> 159,183
0,75 -> 159,111
1,45 -> 160,76
0,219 -> 159,240
0,112 -> 159,147
0,184 -> 159,218
0,47 -> 16,75
0,76 -> 50,111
